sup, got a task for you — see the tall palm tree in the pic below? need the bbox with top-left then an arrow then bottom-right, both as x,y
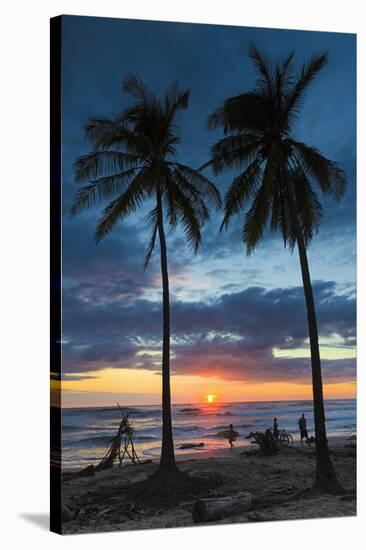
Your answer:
71,76 -> 221,485
206,45 -> 346,493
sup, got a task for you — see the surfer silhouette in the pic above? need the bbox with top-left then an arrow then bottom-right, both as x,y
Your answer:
217,425 -> 239,447
228,423 -> 236,449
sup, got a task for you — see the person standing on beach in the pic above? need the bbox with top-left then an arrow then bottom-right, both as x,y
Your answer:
273,417 -> 279,440
298,413 -> 308,446
228,424 -> 236,449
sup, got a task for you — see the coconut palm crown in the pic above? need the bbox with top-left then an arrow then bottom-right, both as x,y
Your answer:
207,44 -> 345,253
72,76 -> 220,259
71,75 -> 221,478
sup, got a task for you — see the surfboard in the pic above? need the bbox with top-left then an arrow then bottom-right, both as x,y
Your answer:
217,430 -> 239,440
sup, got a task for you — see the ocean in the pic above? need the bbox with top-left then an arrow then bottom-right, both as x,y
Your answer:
61,399 -> 356,470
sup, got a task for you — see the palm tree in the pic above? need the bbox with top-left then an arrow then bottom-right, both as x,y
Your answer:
206,45 -> 346,493
71,76 -> 221,490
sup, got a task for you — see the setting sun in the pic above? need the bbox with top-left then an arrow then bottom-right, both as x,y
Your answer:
206,394 -> 218,404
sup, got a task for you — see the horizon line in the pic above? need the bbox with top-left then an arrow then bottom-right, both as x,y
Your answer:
57,396 -> 356,410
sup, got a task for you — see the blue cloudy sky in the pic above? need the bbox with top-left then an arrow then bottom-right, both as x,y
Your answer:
59,15 -> 356,405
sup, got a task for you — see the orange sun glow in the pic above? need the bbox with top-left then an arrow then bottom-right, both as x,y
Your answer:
206,394 -> 218,404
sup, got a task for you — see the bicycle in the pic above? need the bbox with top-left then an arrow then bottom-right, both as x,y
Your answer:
277,430 -> 294,447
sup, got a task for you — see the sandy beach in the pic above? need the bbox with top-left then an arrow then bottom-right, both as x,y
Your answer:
61,435 -> 356,534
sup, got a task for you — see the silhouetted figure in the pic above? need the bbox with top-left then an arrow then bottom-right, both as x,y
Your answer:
298,413 -> 308,446
273,417 -> 279,440
228,423 -> 236,449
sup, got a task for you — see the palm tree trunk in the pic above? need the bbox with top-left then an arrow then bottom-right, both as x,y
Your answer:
286,177 -> 343,494
156,187 -> 176,471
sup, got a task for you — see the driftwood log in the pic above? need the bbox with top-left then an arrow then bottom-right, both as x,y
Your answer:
192,491 -> 252,523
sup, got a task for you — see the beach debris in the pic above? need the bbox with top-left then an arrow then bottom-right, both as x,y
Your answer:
62,503 -> 80,522
96,502 -> 140,519
245,511 -> 272,522
95,405 -> 140,470
63,405 -> 141,480
192,491 -> 252,523
62,465 -> 95,481
80,465 -> 96,476
240,448 -> 258,457
247,429 -> 278,455
179,443 -> 205,450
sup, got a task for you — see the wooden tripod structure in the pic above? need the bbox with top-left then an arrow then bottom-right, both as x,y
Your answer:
116,412 -> 140,466
95,404 -> 140,471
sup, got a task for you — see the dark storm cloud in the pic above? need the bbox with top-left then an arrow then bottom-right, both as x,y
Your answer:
62,281 -> 356,384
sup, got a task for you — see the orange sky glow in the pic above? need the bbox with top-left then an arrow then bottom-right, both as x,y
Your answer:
53,366 -> 356,408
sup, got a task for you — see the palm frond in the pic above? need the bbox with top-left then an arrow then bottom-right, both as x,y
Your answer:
159,166 -> 180,227
166,181 -> 203,253
172,163 -> 222,208
292,169 -> 323,247
83,116 -> 130,149
207,105 -> 226,131
122,74 -> 155,104
164,82 -> 190,118
243,152 -> 278,254
281,51 -> 295,78
70,167 -> 140,216
270,185 -> 292,247
248,43 -> 274,97
285,52 -> 328,117
164,181 -> 179,227
144,207 -> 159,269
210,135 -> 263,174
221,158 -> 262,230
208,93 -> 269,133
290,140 -> 346,199
164,135 -> 180,157
74,151 -> 141,182
84,113 -> 155,157
168,170 -> 210,225
95,169 -> 150,242
275,50 -> 295,113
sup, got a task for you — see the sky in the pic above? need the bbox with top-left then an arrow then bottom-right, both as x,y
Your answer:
56,15 -> 356,408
